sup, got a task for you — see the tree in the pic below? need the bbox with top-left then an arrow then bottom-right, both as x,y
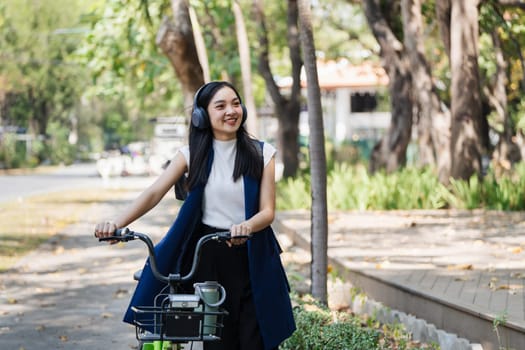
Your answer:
0,0 -> 90,164
479,1 -> 525,171
78,0 -> 178,117
254,0 -> 303,178
401,0 -> 451,183
297,0 -> 328,305
447,0 -> 486,180
157,0 -> 205,110
362,0 -> 414,174
232,0 -> 258,135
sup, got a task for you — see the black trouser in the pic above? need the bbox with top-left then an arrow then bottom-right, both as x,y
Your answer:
181,223 -> 266,350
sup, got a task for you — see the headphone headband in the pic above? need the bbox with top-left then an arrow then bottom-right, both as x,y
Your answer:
191,82 -> 247,129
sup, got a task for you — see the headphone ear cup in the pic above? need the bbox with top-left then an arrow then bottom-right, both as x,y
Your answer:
241,104 -> 247,124
191,106 -> 209,129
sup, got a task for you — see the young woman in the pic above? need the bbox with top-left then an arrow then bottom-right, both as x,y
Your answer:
94,81 -> 295,350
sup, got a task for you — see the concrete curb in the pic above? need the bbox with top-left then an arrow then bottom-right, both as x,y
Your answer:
275,216 -> 485,350
350,292 -> 483,350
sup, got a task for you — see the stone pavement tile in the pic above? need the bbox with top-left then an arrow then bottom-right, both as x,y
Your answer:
276,209 -> 525,349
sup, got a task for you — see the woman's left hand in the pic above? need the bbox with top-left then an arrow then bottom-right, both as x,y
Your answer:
229,222 -> 252,246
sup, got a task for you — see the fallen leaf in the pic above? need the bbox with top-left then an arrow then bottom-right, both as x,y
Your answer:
40,303 -> 56,308
303,303 -> 323,313
498,284 -> 522,291
59,335 -> 68,342
375,260 -> 391,269
447,264 -> 473,270
101,312 -> 114,319
510,272 -> 525,279
454,276 -> 471,282
113,288 -> 129,298
489,283 -> 523,293
35,325 -> 45,332
7,298 -> 17,304
509,246 -> 523,254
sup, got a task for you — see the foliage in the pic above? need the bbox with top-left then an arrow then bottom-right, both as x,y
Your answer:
75,0 -> 178,116
311,0 -> 376,63
0,133 -> 27,169
277,162 -> 525,211
277,175 -> 312,210
280,294 -> 436,350
440,163 -> 525,210
45,122 -> 77,165
0,0 -> 99,166
0,0 -> 89,133
280,296 -> 380,350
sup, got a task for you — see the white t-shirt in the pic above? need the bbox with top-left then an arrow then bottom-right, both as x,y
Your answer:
179,139 -> 276,228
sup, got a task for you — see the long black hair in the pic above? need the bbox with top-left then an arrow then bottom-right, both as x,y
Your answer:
186,81 -> 263,191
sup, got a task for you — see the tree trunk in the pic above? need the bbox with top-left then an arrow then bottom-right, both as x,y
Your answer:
233,0 -> 258,136
188,5 -> 210,83
156,0 -> 204,113
449,0 -> 484,180
435,0 -> 451,58
254,0 -> 302,178
297,0 -> 328,305
28,88 -> 49,136
484,30 -> 521,173
401,0 -> 451,183
363,0 -> 414,174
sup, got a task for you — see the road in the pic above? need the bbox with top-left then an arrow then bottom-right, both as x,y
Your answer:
0,163 -> 156,203
0,163 -> 174,350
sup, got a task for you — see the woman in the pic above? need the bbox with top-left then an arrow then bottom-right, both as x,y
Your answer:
94,81 -> 295,350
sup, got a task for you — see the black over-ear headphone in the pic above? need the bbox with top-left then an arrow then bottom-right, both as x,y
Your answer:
191,82 -> 248,129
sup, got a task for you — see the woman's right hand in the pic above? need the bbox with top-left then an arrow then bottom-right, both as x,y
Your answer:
94,221 -> 118,242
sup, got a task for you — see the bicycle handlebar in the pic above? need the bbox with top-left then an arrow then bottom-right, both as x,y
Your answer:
99,228 -> 250,285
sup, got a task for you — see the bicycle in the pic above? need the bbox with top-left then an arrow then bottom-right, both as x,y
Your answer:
99,228 -> 242,350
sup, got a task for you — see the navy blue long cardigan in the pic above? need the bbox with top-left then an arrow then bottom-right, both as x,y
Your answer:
122,154 -> 296,349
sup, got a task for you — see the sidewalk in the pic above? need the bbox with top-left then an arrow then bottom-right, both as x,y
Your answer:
2,185 -> 525,350
275,209 -> 525,350
0,187 -> 175,350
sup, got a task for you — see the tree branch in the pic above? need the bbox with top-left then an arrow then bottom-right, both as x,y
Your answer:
496,0 -> 525,8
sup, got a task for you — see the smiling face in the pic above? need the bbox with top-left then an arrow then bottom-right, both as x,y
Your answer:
206,86 -> 244,141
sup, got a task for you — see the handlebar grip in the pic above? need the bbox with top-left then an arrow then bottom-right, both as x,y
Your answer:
115,227 -> 130,236
214,231 -> 252,241
98,227 -> 134,242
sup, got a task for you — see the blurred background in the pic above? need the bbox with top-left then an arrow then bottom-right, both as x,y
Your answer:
2,0 -> 525,210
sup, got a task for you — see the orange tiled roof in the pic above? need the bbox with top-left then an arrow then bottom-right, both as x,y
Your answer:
278,59 -> 389,90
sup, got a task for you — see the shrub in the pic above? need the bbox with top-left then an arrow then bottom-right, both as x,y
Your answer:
277,162 -> 525,211
280,296 -> 380,350
280,294 -> 436,350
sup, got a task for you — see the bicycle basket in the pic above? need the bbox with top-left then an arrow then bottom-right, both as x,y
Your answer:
131,292 -> 228,343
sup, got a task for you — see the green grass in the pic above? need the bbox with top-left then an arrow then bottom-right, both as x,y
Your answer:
0,188 -> 132,272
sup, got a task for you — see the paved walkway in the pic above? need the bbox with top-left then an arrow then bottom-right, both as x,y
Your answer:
275,209 -> 525,350
0,184 -> 173,350
2,173 -> 525,350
